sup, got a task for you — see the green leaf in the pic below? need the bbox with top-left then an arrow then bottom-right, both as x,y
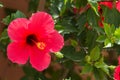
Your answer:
108,65 -> 116,70
114,27 -> 120,40
2,10 -> 26,25
94,57 -> 109,75
88,0 -> 99,16
81,63 -> 93,74
0,29 -> 10,45
70,39 -> 78,47
61,46 -> 86,61
55,52 -> 64,58
85,55 -> 91,64
103,8 -> 120,27
22,66 -> 37,76
86,30 -> 98,51
96,35 -> 106,43
28,0 -> 40,12
93,67 -> 108,80
77,13 -> 87,35
87,8 -> 99,27
90,46 -> 100,61
104,23 -> 111,37
0,29 -> 9,54
2,14 -> 14,25
75,0 -> 88,8
104,38 -> 113,48
55,25 -> 64,33
111,24 -> 116,34
114,27 -> 120,45
60,18 -> 77,34
14,10 -> 26,18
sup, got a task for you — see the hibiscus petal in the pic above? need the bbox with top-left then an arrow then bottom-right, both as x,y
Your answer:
7,42 -> 29,64
99,2 -> 113,9
46,31 -> 64,52
8,18 -> 29,42
116,1 -> 120,12
30,47 -> 51,71
29,12 -> 54,36
114,65 -> 120,80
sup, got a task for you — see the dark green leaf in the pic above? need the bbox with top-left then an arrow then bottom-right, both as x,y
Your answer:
75,0 -> 88,8
28,0 -> 40,12
2,14 -> 14,25
87,8 -> 99,27
85,30 -> 98,51
103,8 -> 120,27
81,63 -> 93,74
93,67 -> 108,80
61,46 -> 86,61
14,10 -> 26,18
77,13 -> 87,35
88,0 -> 99,16
2,10 -> 26,25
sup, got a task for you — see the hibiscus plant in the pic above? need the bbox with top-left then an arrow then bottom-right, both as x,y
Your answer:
0,0 -> 120,80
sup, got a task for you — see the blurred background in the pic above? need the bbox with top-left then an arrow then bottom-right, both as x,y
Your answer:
0,0 -> 119,80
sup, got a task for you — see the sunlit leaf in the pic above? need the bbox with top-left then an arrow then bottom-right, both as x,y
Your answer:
96,35 -> 106,43
90,46 -> 100,61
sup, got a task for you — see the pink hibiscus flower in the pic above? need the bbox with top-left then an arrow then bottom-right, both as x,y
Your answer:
98,1 -> 113,9
114,56 -> 120,80
116,1 -> 120,12
114,65 -> 120,80
7,12 -> 64,71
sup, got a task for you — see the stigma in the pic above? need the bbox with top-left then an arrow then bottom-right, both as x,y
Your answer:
36,42 -> 46,50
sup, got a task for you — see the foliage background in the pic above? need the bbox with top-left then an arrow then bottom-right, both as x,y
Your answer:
0,0 -> 120,80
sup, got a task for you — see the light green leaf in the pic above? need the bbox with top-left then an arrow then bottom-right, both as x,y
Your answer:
96,35 -> 106,43
90,46 -> 100,61
104,38 -> 113,48
114,27 -> 120,45
111,24 -> 116,34
70,39 -> 78,47
95,58 -> 109,75
114,27 -> 120,39
55,52 -> 64,58
104,23 -> 111,37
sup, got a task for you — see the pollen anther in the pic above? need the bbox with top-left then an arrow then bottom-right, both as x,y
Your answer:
36,42 -> 46,50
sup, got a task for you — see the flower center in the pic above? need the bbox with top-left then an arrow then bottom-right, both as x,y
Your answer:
26,35 -> 46,50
